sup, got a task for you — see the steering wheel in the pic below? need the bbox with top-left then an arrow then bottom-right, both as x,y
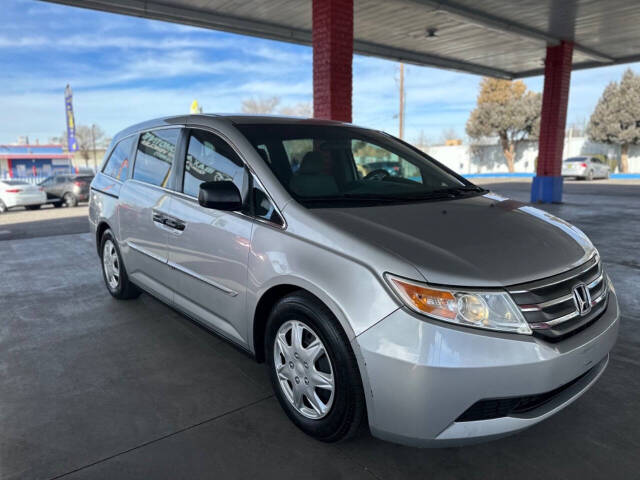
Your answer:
363,169 -> 391,181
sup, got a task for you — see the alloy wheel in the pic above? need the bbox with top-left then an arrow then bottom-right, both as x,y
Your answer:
102,239 -> 120,290
273,320 -> 335,419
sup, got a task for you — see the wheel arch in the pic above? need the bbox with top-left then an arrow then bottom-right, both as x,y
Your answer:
95,220 -> 112,255
251,280 -> 356,363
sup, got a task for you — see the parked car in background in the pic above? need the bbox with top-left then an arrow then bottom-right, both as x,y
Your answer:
0,180 -> 47,213
562,156 -> 610,180
90,115 -> 618,447
39,174 -> 94,207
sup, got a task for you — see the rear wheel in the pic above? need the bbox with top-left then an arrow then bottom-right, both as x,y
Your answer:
0,200 -> 7,213
266,291 -> 365,442
100,229 -> 141,300
25,205 -> 41,210
586,169 -> 594,181
63,192 -> 77,207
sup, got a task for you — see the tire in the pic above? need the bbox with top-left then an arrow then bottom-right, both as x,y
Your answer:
25,205 -> 41,210
63,192 -> 77,207
586,170 -> 594,181
0,200 -> 7,213
99,229 -> 141,300
265,291 -> 365,443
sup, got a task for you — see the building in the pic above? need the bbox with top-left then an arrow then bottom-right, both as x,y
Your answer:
0,144 -> 73,179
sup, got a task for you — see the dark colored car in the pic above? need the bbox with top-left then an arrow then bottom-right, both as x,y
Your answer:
39,174 -> 94,207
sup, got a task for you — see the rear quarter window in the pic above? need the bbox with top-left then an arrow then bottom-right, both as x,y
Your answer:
103,136 -> 135,181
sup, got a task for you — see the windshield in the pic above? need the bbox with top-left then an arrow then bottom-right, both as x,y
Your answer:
236,124 -> 483,208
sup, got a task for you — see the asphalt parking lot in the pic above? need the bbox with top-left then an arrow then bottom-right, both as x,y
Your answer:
1,181 -> 638,480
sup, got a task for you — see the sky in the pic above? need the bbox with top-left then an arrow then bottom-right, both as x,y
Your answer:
1,0 -> 640,146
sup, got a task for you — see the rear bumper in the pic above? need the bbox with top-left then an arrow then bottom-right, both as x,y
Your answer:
562,168 -> 587,177
355,287 -> 619,447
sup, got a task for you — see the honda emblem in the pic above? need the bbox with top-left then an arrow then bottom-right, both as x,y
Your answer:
572,283 -> 592,316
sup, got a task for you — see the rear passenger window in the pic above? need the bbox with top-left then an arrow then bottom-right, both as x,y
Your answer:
133,129 -> 179,188
102,136 -> 134,181
183,129 -> 246,197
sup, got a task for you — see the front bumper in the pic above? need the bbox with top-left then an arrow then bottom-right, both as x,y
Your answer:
354,288 -> 619,447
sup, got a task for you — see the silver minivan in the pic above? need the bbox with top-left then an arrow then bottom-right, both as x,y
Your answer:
89,115 -> 619,447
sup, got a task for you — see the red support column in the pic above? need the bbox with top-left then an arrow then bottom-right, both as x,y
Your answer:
312,0 -> 353,122
531,41 -> 573,203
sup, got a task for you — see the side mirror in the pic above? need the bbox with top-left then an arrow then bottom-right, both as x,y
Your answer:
198,181 -> 242,211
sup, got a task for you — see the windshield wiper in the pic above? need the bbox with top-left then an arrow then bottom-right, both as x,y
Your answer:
430,185 -> 487,197
299,187 -> 486,204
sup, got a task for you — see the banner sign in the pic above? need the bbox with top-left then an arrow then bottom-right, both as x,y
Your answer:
65,84 -> 78,152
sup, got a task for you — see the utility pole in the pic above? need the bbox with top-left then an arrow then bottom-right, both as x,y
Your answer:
398,63 -> 405,140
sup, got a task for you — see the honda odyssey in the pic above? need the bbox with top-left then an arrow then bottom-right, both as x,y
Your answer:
89,115 -> 619,446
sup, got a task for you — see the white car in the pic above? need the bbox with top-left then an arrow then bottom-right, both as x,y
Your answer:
562,156 -> 610,180
0,180 -> 47,213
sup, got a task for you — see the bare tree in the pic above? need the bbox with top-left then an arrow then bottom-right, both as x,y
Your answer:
413,130 -> 429,149
241,96 -> 281,114
76,125 -> 103,166
279,101 -> 313,118
440,128 -> 460,144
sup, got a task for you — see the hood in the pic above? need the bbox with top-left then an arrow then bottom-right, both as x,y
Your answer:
310,192 -> 595,287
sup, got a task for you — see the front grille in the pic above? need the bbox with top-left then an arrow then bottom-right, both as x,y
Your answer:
456,366 -> 594,422
508,253 -> 608,341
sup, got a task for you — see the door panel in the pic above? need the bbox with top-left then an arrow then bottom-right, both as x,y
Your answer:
167,195 -> 252,345
118,181 -> 173,303
165,127 -> 253,346
117,127 -> 181,304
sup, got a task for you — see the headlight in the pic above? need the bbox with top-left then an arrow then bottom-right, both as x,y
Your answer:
386,274 -> 531,335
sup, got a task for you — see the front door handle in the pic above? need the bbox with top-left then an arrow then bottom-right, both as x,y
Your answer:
163,217 -> 186,231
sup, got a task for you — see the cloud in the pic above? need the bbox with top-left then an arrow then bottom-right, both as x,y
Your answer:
0,34 -> 236,50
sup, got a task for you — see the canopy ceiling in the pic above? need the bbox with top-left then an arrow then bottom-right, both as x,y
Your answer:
43,0 -> 640,79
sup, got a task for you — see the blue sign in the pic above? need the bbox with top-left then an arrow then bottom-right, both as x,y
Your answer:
65,84 -> 78,152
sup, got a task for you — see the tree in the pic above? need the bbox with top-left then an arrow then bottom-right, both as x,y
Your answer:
279,101 -> 313,118
440,128 -> 460,144
241,97 -> 313,117
587,68 -> 640,173
76,125 -> 106,167
413,130 -> 429,149
466,78 -> 541,172
241,96 -> 280,114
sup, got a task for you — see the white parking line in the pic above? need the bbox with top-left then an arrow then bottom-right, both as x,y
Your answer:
0,230 -> 11,235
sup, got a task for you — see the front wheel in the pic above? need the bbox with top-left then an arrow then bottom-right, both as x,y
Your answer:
100,229 -> 141,300
266,291 -> 365,442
